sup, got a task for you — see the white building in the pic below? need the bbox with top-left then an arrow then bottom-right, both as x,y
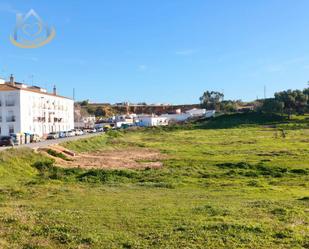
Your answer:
205,110 -> 216,118
161,113 -> 191,122
74,115 -> 96,129
161,108 -> 215,122
0,76 -> 74,137
136,115 -> 168,127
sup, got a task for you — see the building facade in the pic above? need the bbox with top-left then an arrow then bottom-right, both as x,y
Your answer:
0,78 -> 74,137
136,115 -> 168,127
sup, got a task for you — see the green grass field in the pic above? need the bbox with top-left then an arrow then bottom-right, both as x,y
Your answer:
0,113 -> 308,248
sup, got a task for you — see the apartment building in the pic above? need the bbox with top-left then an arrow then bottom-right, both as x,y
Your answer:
0,75 -> 74,137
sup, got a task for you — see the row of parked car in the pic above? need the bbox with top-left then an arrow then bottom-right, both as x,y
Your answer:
46,128 -> 103,140
0,128 -> 105,147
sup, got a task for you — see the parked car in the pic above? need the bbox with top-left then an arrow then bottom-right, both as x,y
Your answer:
67,130 -> 76,137
0,136 -> 14,147
58,131 -> 67,138
96,127 -> 104,132
89,128 -> 97,133
47,132 -> 59,140
74,129 -> 84,136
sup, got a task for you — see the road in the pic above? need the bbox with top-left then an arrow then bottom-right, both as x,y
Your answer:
0,132 -> 103,151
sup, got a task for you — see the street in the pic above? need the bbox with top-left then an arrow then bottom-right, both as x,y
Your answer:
0,132 -> 103,151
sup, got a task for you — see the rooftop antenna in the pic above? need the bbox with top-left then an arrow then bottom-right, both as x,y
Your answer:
73,88 -> 75,101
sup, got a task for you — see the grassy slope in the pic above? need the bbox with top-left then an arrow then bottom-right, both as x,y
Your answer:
0,113 -> 308,249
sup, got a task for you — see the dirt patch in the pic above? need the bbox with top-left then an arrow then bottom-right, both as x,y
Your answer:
39,145 -> 165,169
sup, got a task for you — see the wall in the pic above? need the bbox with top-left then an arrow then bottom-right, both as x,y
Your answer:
20,90 -> 74,136
0,90 -> 21,136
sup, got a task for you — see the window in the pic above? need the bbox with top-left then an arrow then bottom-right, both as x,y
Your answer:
6,111 -> 15,122
5,95 -> 15,106
8,125 -> 14,134
0,116 -> 2,122
0,127 -> 1,135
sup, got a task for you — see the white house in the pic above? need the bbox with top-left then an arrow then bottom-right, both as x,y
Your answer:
136,115 -> 168,127
161,108 -> 215,122
74,115 -> 96,129
161,113 -> 191,122
205,110 -> 216,118
0,76 -> 74,137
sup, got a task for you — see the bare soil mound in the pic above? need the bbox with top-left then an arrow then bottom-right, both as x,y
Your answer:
39,145 -> 165,169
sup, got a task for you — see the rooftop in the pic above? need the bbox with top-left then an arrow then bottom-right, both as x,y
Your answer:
0,81 -> 71,100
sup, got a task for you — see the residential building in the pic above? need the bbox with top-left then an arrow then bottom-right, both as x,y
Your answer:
161,113 -> 191,122
74,115 -> 95,129
0,75 -> 74,137
161,108 -> 215,122
74,105 -> 95,129
136,115 -> 168,127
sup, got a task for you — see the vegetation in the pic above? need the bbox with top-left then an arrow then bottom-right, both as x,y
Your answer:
46,149 -> 71,161
199,90 -> 224,111
260,88 -> 309,118
0,113 -> 308,248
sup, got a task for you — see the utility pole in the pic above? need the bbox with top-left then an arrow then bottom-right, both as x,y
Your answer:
73,88 -> 75,101
264,85 -> 266,99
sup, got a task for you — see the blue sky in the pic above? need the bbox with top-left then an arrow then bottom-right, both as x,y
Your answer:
0,0 -> 309,104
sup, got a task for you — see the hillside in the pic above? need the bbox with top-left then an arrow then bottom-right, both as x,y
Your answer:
0,113 -> 308,248
81,103 -> 201,116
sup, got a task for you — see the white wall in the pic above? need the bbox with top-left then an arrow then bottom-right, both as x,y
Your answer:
20,90 -> 74,136
161,113 -> 191,122
0,90 -> 21,136
137,117 -> 168,127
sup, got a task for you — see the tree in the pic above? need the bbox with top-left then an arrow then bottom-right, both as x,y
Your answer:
303,88 -> 309,112
86,105 -> 96,115
220,100 -> 237,112
94,106 -> 106,117
260,99 -> 284,114
275,89 -> 308,118
80,100 -> 89,106
199,91 -> 224,111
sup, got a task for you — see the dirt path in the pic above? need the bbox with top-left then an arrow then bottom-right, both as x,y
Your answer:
39,145 -> 165,170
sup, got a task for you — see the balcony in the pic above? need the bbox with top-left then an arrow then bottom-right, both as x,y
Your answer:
6,116 -> 16,122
